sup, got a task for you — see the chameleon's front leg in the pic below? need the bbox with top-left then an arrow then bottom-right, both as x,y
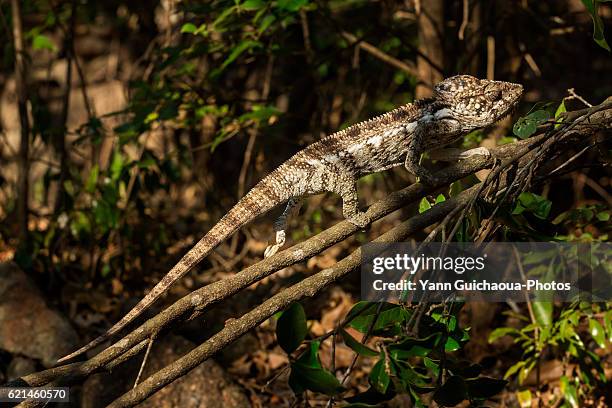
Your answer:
404,128 -> 440,185
264,198 -> 302,257
428,146 -> 491,162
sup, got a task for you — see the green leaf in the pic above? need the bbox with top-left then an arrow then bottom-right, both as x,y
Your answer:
554,101 -> 566,129
521,249 -> 557,265
424,357 -> 439,376
239,105 -> 280,123
289,362 -> 345,395
85,165 -> 99,193
418,197 -> 431,213
517,389 -> 532,408
435,194 -> 446,204
518,360 -> 536,385
589,318 -> 606,348
110,151 -> 124,181
258,14 -> 276,34
394,360 -> 429,387
389,333 -> 439,359
445,337 -> 460,352
560,376 -> 579,408
369,357 -> 391,394
297,340 -> 321,367
242,0 -> 265,10
276,302 -> 308,354
213,40 -> 262,75
533,301 -> 553,327
180,23 -> 197,33
32,34 -> 56,51
70,211 -> 91,238
345,301 -> 388,323
513,192 -> 552,219
349,304 -> 410,334
340,329 -> 379,357
212,5 -> 237,28
276,0 -> 308,12
504,361 -> 525,380
605,310 -> 612,341
580,0 -> 611,51
433,375 -> 467,407
513,110 -> 550,138
465,377 -> 507,399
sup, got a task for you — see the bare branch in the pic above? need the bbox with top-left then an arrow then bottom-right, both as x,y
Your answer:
341,32 -> 418,77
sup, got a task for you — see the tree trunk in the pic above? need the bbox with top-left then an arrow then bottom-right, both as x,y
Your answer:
11,0 -> 30,244
416,0 -> 445,98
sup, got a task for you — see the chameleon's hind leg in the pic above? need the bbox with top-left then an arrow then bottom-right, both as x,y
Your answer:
264,198 -> 302,257
337,178 -> 371,228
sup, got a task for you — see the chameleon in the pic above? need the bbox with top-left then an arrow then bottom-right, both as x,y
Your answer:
58,75 -> 523,362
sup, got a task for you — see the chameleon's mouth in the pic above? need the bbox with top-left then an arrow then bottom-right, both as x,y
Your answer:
494,83 -> 524,124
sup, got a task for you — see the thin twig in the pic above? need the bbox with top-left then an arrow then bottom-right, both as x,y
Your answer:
133,335 -> 156,389
341,32 -> 418,77
567,88 -> 593,108
458,0 -> 469,40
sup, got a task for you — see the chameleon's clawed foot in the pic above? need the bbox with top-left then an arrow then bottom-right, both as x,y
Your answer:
348,211 -> 371,228
264,230 -> 286,258
405,162 -> 440,186
264,244 -> 280,258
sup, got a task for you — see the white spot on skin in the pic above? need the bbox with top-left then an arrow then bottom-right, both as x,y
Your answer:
405,121 -> 417,132
322,154 -> 341,163
306,158 -> 321,166
347,141 -> 366,154
367,135 -> 383,147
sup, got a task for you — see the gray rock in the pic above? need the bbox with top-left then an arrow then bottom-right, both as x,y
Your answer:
7,356 -> 37,380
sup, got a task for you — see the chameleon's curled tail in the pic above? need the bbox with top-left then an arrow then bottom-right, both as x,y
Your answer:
58,172 -> 288,363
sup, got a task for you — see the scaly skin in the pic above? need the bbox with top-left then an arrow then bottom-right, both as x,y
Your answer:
58,75 -> 523,362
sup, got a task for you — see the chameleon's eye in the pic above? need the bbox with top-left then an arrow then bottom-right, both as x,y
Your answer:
487,90 -> 502,101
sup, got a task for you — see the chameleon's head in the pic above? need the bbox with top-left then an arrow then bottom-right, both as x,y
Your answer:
433,75 -> 523,130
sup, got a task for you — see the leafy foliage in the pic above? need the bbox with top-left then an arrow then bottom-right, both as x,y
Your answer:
276,301 -> 508,406
580,0 -> 611,51
490,301 -> 611,405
